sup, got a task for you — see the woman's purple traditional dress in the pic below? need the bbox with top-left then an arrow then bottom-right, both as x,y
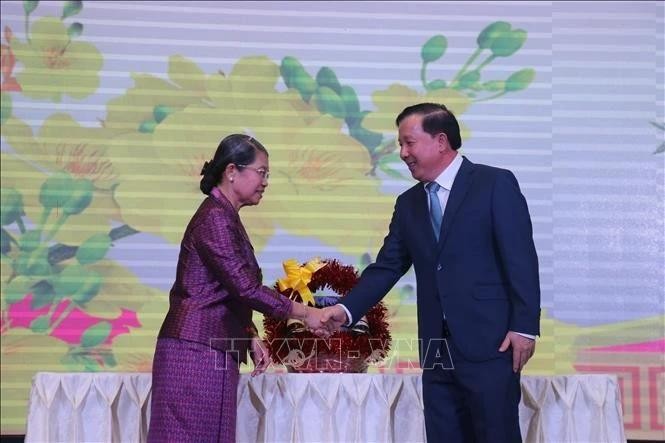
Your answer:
148,187 -> 291,442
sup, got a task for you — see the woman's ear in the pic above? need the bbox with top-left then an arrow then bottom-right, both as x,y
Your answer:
224,163 -> 237,183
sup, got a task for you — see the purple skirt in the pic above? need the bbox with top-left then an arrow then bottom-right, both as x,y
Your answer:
148,338 -> 240,443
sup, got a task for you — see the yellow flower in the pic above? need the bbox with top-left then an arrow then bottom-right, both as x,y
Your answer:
107,56 -> 285,245
12,17 -> 103,102
362,84 -> 472,142
250,101 -> 395,254
1,115 -> 119,244
107,55 -> 394,253
103,55 -> 212,135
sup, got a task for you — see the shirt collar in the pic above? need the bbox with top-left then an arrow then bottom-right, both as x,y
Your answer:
424,153 -> 463,191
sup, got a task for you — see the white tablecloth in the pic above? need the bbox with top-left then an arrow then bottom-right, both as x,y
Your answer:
24,372 -> 626,442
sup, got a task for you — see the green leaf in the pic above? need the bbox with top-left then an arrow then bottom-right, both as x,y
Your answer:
30,281 -> 56,309
61,179 -> 94,216
23,0 -> 39,15
1,229 -> 11,255
39,172 -> 73,212
280,56 -> 305,89
72,273 -> 102,305
482,80 -> 505,92
505,68 -> 535,92
76,233 -> 111,265
18,230 -> 42,252
138,119 -> 157,133
378,161 -> 409,180
14,248 -> 51,277
1,92 -> 12,125
421,35 -> 447,63
101,351 -> 117,367
457,70 -> 481,89
153,105 -> 173,123
67,22 -> 83,39
54,265 -> 102,304
292,71 -> 317,102
29,314 -> 50,333
1,188 -> 24,226
315,67 -> 342,95
427,79 -> 447,90
378,152 -> 402,165
340,86 -> 361,125
313,86 -> 346,119
61,1 -> 82,19
377,152 -> 410,180
3,276 -> 32,305
349,118 -> 383,150
60,351 -> 79,368
53,264 -> 86,297
80,321 -> 112,348
491,29 -> 527,57
477,21 -> 511,49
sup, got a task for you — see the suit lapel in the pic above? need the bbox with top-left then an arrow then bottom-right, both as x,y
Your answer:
437,157 -> 475,253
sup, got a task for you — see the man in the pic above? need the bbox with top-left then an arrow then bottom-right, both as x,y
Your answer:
322,103 -> 540,442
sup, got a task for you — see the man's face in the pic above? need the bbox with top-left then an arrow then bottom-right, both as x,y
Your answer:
398,114 -> 444,182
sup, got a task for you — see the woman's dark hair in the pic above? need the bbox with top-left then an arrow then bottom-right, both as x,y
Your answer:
199,134 -> 268,195
395,102 -> 462,150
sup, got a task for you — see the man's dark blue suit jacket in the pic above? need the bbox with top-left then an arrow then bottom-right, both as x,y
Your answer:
341,157 -> 541,368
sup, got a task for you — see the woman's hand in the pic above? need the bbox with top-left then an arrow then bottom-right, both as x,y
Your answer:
250,336 -> 270,377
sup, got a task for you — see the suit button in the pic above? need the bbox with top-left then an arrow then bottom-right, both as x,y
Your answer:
437,264 -> 442,271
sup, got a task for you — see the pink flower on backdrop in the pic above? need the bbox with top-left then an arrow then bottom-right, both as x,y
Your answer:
6,294 -> 141,345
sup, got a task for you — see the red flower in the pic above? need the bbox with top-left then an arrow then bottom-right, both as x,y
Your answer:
5,293 -> 140,346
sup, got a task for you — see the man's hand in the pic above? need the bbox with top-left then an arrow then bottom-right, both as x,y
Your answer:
302,306 -> 335,337
250,336 -> 270,377
499,331 -> 536,373
320,305 -> 348,331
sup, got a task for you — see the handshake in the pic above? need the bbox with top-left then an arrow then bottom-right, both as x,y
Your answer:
290,303 -> 351,338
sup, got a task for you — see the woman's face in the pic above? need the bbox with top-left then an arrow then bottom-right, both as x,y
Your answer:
233,151 -> 269,208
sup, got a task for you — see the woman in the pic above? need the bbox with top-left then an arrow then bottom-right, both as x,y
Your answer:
148,134 -> 327,442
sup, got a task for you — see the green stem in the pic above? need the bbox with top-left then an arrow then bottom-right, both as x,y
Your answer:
376,137 -> 398,155
473,91 -> 506,102
48,301 -> 76,333
37,207 -> 52,233
47,224 -> 140,265
60,39 -> 72,55
43,214 -> 69,242
475,54 -> 496,73
25,15 -> 30,44
420,62 -> 429,90
450,48 -> 483,87
44,296 -> 61,317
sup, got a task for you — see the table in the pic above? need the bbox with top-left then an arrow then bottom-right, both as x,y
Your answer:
24,372 -> 626,442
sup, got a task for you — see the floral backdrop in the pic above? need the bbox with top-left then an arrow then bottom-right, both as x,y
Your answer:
1,1 -> 663,438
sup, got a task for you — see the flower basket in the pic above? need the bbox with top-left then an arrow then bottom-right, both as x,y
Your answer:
263,259 -> 391,373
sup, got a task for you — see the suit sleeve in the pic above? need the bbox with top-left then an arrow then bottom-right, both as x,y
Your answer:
194,211 -> 291,320
492,170 -> 541,335
341,198 -> 412,324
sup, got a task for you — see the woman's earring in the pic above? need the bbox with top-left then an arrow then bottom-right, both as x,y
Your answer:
230,176 -> 234,182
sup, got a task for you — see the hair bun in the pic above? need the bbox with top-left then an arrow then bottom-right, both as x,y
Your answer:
200,160 -> 210,176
